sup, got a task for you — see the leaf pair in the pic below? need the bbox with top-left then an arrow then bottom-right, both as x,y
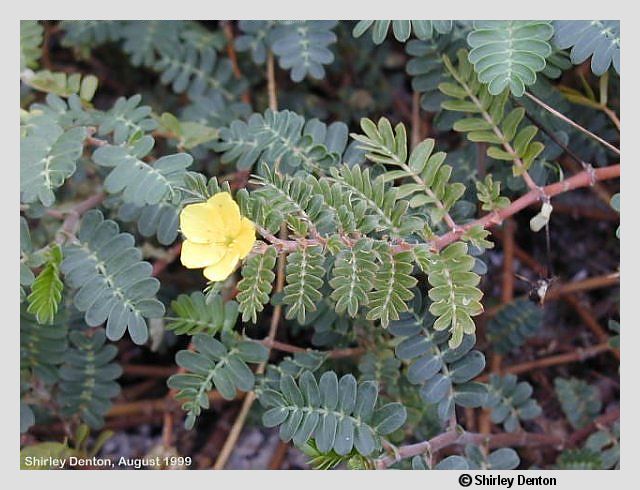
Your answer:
168,333 -> 269,429
261,370 -> 406,456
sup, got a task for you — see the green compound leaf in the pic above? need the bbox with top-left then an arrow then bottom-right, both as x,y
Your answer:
476,175 -> 511,212
553,21 -> 620,75
57,329 -> 122,429
250,164 -> 335,235
237,246 -> 277,323
27,244 -> 64,325
61,210 -> 165,345
440,49 -> 546,176
260,370 -> 406,456
59,20 -> 124,48
554,377 -> 602,430
235,21 -> 276,64
92,135 -> 192,206
353,20 -> 453,45
366,244 -> 417,328
97,95 -> 158,145
485,374 -> 542,432
20,20 -> 43,71
121,20 -> 184,68
353,117 -> 465,226
300,439 -> 374,470
20,308 -> 68,385
154,44 -> 236,100
165,292 -> 239,336
391,307 -> 487,422
467,21 -> 554,96
283,245 -> 325,324
214,109 -> 351,172
168,333 -> 269,429
427,242 -> 483,348
328,164 -> 421,237
329,239 -> 377,317
270,21 -> 338,82
27,70 -> 99,102
20,124 -> 87,207
487,297 -> 542,354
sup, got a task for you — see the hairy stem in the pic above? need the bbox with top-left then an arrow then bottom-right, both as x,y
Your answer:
435,164 -> 620,250
375,430 -> 564,469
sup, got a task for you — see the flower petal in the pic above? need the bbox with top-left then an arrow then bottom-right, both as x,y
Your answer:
180,240 -> 227,269
203,252 -> 240,282
180,202 -> 224,244
230,217 -> 256,259
208,192 -> 241,236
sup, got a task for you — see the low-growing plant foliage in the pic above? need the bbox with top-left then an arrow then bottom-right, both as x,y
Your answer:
19,19 -> 620,471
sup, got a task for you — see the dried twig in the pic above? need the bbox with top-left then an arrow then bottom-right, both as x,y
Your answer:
524,91 -> 620,156
267,441 -> 290,470
475,342 -> 611,382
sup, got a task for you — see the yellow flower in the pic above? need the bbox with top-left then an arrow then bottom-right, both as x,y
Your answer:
179,192 -> 256,281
